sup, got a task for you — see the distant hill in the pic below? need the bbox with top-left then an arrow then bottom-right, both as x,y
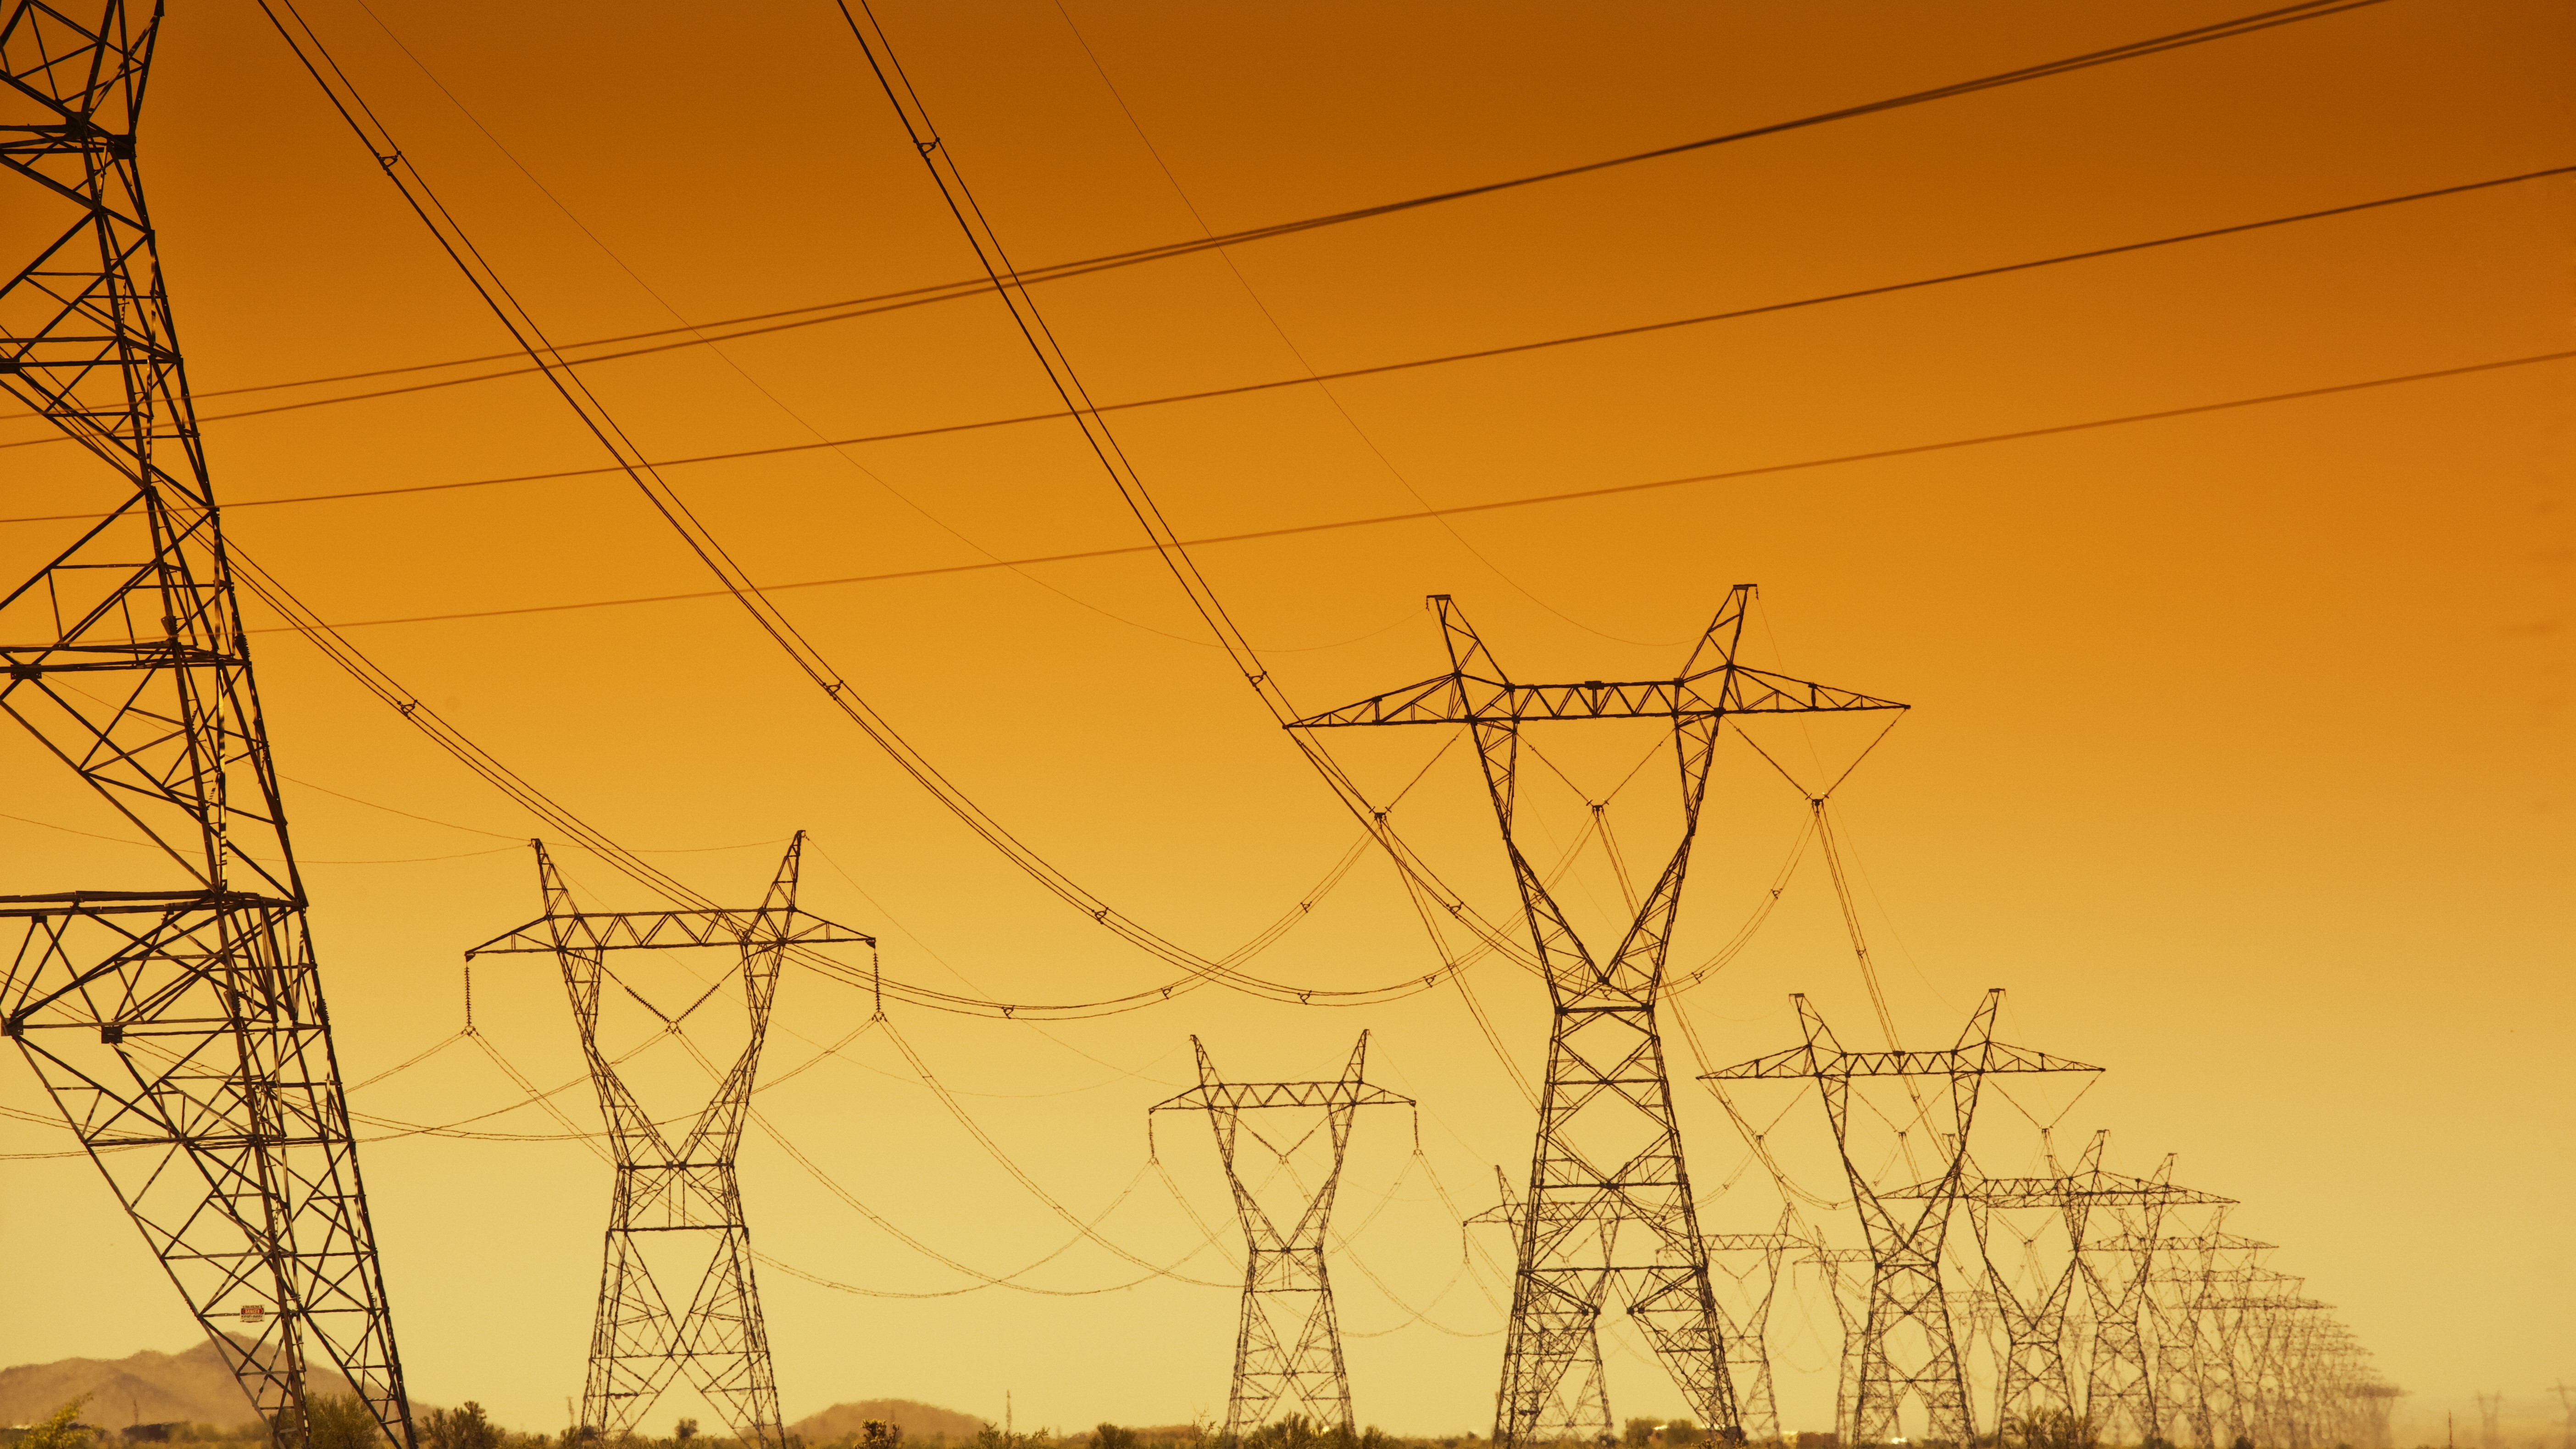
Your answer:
790,1401 -> 990,1444
0,1340 -> 358,1430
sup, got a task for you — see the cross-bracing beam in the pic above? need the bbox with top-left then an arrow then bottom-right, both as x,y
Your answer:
467,835 -> 869,1447
1297,587 -> 1904,1446
1151,1034 -> 1411,1438
1,6 -> 411,1443
1707,990 -> 2102,1447
1880,1134 -> 2232,1445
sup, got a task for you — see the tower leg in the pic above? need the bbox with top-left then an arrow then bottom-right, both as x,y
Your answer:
1498,1005 -> 1738,1445
3,3 -> 409,1440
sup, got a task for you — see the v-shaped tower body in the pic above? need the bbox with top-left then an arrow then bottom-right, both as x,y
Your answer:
467,835 -> 869,1446
1297,587 -> 1903,1444
1706,990 -> 2101,1446
1,6 -> 409,1444
1151,1033 -> 1411,1438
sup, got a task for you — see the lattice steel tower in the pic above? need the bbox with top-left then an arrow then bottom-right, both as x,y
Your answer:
1706,991 -> 2101,1447
466,836 -> 867,1447
1152,1033 -> 1411,1438
1296,588 -> 1904,1444
0,6 -> 411,1445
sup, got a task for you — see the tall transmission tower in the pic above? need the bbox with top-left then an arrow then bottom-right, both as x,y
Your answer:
1705,990 -> 2102,1446
0,6 -> 411,1445
2138,1217 -> 2275,1448
1294,588 -> 1904,1445
1798,1243 -> 1876,1443
1902,1137 -> 2110,1443
1886,1137 -> 2232,1444
466,836 -> 866,1447
2354,1382 -> 2406,1449
1701,1214 -> 1807,1445
2477,1393 -> 2506,1449
1466,1169 -> 1614,1443
1150,1034 -> 1411,1439
2054,1149 -> 2233,1445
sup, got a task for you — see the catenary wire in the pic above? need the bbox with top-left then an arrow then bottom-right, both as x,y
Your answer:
251,0 -> 1539,1019
164,344 -> 2576,634
12,161 -> 2556,480
0,0 -> 2395,432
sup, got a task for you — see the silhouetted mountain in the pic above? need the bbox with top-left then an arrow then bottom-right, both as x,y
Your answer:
0,1340 -> 357,1431
789,1400 -> 989,1444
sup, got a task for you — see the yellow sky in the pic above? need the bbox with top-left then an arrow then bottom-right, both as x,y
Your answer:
3,0 -> 2570,1437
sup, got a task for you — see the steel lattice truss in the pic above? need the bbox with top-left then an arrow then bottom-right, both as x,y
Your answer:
2057,1153 -> 2236,1443
1151,1034 -> 1410,1438
1708,991 -> 2101,1447
2132,1240 -> 2393,1449
1299,588 -> 1904,1446
467,836 -> 867,1448
1699,1215 -> 1808,1445
0,6 -> 411,1444
1881,1135 -> 2235,1444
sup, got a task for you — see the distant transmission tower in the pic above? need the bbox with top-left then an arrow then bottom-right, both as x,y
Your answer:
466,836 -> 867,1447
1701,1213 -> 1807,1445
1295,588 -> 1903,1444
2477,1393 -> 2506,1449
0,6 -> 412,1446
1891,1135 -> 2231,1445
1706,990 -> 2102,1446
2139,1216 -> 2276,1449
2548,1382 -> 2572,1449
1467,1167 -> 1614,1442
1151,1034 -> 1410,1439
2054,1147 -> 2232,1446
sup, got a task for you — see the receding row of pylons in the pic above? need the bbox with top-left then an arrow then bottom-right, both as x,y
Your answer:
0,7 -> 2394,1449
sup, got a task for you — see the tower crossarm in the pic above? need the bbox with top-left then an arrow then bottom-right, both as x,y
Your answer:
465,908 -> 872,957
2105,1231 -> 2275,1253
1150,1080 -> 1414,1113
1882,1173 -> 2233,1208
1703,1041 -> 2103,1081
1704,1232 -> 1810,1252
1290,666 -> 1904,729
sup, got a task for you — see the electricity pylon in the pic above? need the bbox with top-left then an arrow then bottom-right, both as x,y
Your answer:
1702,1214 -> 1808,1445
466,835 -> 867,1447
0,6 -> 411,1445
1468,1167 -> 1615,1443
2054,1148 -> 2233,1445
1886,1136 -> 2230,1445
1295,588 -> 1904,1445
2476,1393 -> 2506,1449
1706,990 -> 2102,1447
1799,1243 -> 1876,1443
1150,1033 -> 1411,1439
2138,1218 -> 2275,1447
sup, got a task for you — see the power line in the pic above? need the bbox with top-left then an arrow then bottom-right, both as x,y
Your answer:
250,0 -> 1533,1017
197,344 -> 2574,633
13,158 -> 2547,460
0,0 -> 2392,432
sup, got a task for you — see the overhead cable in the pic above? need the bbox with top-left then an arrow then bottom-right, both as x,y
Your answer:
249,0 -> 1530,1015
4,0 -> 2391,427
193,344 -> 2576,633
15,161 -> 2552,466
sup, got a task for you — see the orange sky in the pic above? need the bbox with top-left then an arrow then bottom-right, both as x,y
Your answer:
3,0 -> 2570,1438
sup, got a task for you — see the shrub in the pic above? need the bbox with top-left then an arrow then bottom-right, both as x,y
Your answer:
423,1404 -> 505,1449
300,1397 -> 384,1449
22,1398 -> 93,1449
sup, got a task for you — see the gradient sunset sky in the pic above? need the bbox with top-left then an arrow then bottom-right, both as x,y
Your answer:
2,0 -> 2569,1438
